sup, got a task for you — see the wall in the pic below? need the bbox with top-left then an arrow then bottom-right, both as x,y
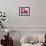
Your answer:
0,0 -> 46,46
0,0 -> 46,27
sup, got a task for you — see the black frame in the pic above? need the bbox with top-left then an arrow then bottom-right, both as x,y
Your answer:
19,7 -> 30,16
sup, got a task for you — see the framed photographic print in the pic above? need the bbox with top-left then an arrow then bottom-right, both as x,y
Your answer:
19,7 -> 30,16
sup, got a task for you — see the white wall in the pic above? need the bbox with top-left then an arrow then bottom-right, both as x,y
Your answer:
0,0 -> 46,27
0,1 -> 46,46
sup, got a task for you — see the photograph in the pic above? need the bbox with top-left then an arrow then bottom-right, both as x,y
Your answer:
19,7 -> 30,16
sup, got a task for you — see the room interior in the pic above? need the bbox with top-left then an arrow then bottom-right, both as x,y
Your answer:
0,0 -> 46,46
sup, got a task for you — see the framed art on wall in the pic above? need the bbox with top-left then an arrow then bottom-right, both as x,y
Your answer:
19,7 -> 30,16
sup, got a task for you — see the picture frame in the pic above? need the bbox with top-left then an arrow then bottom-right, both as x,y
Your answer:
19,7 -> 30,16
